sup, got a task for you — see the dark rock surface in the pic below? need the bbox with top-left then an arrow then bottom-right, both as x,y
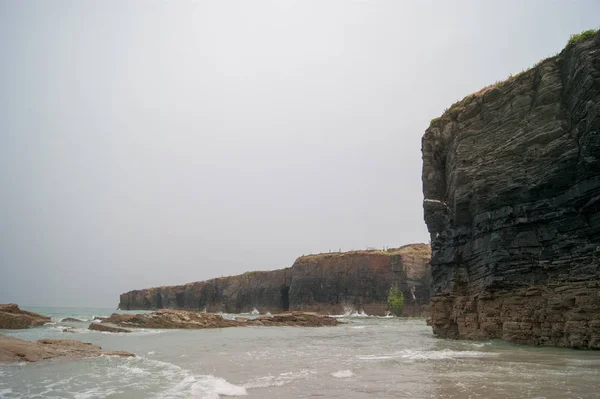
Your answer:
60,318 -> 84,323
0,334 -> 134,363
118,244 -> 431,316
0,304 -> 51,329
422,32 -> 600,348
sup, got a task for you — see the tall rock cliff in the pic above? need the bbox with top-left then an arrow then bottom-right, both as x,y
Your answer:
422,32 -> 600,348
119,243 -> 431,316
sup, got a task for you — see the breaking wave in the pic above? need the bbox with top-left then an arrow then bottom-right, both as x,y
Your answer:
357,349 -> 497,361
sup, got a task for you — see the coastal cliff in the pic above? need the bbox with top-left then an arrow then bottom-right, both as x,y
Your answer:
119,243 -> 431,316
422,31 -> 600,348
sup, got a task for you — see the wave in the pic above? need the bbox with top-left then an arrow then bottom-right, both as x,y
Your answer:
243,369 -> 315,389
331,370 -> 354,379
358,349 -> 497,361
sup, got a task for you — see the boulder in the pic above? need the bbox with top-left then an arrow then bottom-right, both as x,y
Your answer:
0,304 -> 51,329
60,317 -> 85,323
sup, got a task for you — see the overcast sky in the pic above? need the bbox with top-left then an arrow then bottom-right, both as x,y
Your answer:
1,1 -> 598,308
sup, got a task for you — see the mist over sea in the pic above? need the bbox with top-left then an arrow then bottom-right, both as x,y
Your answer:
1,307 -> 598,398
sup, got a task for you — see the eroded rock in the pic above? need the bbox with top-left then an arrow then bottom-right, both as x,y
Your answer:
0,334 -> 134,363
0,304 -> 51,329
100,309 -> 341,329
422,32 -> 600,348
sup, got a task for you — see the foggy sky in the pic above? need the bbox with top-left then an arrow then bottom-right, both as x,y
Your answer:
1,1 -> 598,308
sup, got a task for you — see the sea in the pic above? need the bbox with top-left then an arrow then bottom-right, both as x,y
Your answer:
1,306 -> 599,399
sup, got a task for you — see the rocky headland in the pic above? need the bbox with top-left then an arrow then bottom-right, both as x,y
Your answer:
0,334 -> 134,363
97,309 -> 340,330
0,304 -> 51,329
119,243 -> 431,316
422,31 -> 600,348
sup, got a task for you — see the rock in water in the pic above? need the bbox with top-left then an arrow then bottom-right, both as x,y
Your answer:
88,323 -> 131,333
100,309 -> 341,329
0,334 -> 134,363
422,31 -> 600,348
0,304 -> 51,329
60,317 -> 85,323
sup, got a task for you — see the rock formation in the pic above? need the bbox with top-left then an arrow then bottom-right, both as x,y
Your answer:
0,334 -> 134,363
422,31 -> 600,348
118,243 -> 431,316
99,309 -> 341,329
88,323 -> 131,333
0,304 -> 50,329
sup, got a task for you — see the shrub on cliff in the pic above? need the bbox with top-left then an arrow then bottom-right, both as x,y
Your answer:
567,29 -> 598,46
387,284 -> 404,316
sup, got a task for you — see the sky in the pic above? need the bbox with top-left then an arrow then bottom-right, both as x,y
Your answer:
0,0 -> 598,308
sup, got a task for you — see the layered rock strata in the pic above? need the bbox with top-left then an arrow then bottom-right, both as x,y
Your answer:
0,304 -> 50,329
118,244 -> 431,316
422,32 -> 600,348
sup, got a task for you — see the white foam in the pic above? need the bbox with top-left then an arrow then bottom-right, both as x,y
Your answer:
0,388 -> 13,397
244,369 -> 315,389
250,308 -> 260,315
351,326 -> 366,329
147,351 -> 156,355
358,349 -> 496,361
331,370 -> 354,379
191,376 -> 247,398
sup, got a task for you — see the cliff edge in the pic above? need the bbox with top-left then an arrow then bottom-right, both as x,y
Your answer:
119,243 -> 431,316
422,31 -> 600,348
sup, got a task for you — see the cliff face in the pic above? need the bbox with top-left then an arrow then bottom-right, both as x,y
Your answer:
119,243 -> 431,316
422,33 -> 600,348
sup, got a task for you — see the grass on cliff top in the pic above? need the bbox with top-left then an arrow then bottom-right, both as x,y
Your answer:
567,29 -> 598,46
296,243 -> 430,262
428,28 -> 599,129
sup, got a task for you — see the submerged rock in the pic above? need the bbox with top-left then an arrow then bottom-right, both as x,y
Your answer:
88,323 -> 131,333
60,317 -> 85,323
422,31 -> 600,348
0,304 -> 51,329
100,309 -> 340,329
0,334 -> 134,363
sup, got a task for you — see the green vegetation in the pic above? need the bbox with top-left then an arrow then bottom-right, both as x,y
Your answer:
387,284 -> 404,316
567,29 -> 598,46
596,246 -> 600,252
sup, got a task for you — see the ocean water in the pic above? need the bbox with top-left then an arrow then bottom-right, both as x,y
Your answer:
1,307 -> 600,398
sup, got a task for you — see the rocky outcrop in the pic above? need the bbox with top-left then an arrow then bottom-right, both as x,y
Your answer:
99,309 -> 341,329
118,244 -> 431,316
0,334 -> 134,363
422,32 -> 600,348
88,323 -> 131,333
0,304 -> 50,329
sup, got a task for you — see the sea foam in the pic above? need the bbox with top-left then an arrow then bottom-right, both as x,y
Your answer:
331,370 -> 354,378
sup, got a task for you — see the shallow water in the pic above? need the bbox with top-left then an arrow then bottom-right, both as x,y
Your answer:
1,307 -> 599,398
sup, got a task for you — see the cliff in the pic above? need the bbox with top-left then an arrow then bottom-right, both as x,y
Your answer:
422,31 -> 600,348
119,243 -> 431,316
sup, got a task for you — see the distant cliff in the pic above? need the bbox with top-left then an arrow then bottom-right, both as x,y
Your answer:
119,243 -> 431,316
422,31 -> 600,348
